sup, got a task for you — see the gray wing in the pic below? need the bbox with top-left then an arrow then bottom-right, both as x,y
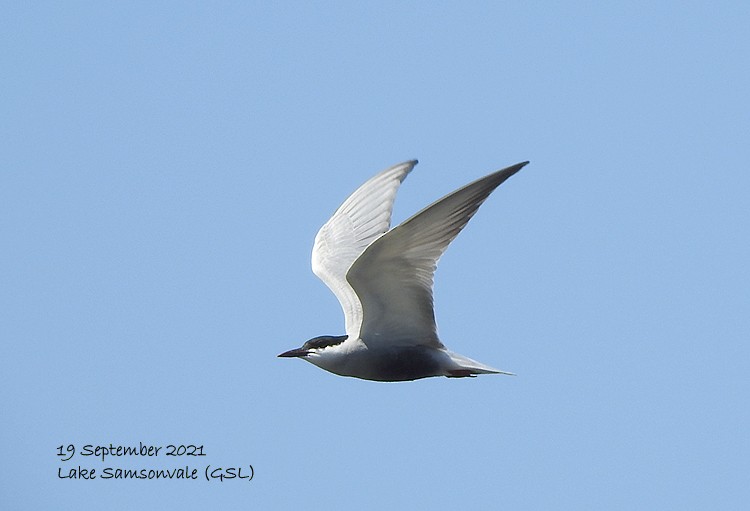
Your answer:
312,160 -> 417,337
347,162 -> 528,348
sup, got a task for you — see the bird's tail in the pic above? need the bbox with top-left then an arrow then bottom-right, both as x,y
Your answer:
445,351 -> 515,377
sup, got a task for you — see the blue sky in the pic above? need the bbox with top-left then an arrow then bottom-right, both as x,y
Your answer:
2,2 -> 749,509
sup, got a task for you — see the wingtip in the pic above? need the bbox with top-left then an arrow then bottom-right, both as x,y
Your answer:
494,161 -> 530,180
391,159 -> 418,174
510,160 -> 530,172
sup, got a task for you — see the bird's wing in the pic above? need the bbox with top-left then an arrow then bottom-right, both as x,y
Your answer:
312,160 -> 417,337
347,162 -> 528,348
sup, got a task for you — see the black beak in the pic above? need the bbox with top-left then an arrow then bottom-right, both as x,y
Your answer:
278,347 -> 310,358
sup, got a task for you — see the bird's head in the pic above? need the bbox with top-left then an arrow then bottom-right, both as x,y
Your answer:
278,335 -> 349,360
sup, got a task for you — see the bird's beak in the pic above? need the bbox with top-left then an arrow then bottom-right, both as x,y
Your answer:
278,347 -> 310,358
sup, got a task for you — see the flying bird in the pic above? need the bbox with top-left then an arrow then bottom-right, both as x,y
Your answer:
279,160 -> 528,381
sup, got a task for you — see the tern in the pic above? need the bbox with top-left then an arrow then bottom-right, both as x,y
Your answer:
279,160 -> 528,381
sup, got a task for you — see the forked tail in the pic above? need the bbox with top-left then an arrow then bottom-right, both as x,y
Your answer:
445,351 -> 515,377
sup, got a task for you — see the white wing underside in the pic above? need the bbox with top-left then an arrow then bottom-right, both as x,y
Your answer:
313,160 -> 528,350
312,161 -> 417,338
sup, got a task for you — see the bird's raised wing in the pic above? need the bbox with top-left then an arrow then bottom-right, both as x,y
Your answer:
312,160 -> 417,337
347,162 -> 528,348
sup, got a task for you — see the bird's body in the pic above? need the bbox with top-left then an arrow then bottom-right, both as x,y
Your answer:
279,160 -> 528,381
